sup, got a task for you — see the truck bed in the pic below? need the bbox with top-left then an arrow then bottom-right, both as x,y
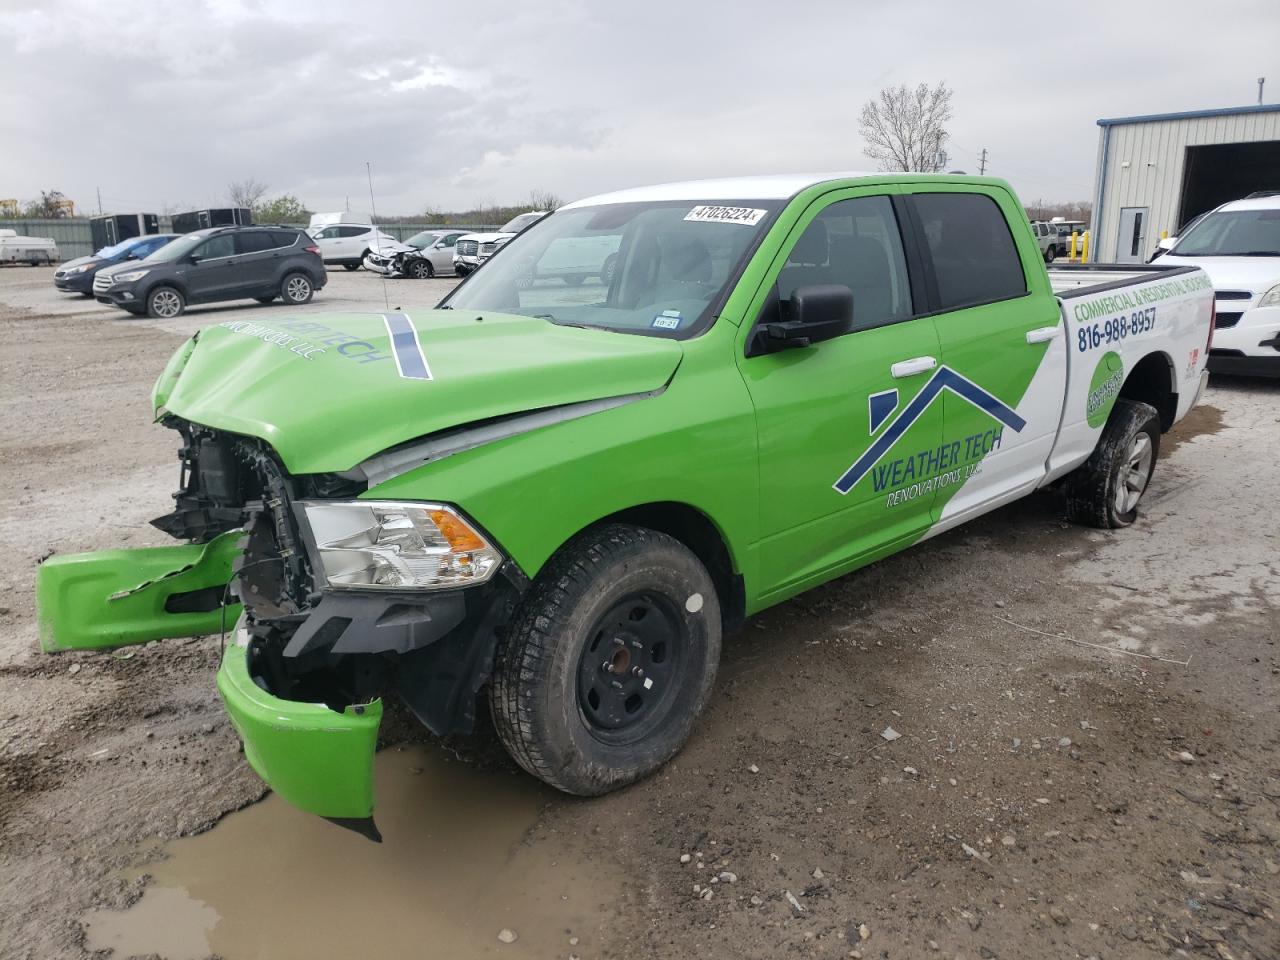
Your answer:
1046,262 -> 1197,296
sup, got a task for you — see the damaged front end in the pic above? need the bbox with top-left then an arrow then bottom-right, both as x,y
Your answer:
37,418 -> 527,839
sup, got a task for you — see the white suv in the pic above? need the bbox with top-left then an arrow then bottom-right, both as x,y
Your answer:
453,211 -> 547,275
309,223 -> 410,270
1155,193 -> 1280,377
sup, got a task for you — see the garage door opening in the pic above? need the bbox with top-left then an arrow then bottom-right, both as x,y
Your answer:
1178,140 -> 1280,228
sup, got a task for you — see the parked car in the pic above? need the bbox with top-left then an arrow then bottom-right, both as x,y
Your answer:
52,233 -> 178,295
1029,220 -> 1057,263
362,229 -> 467,279
1148,211 -> 1208,262
0,229 -> 59,266
1050,219 -> 1089,257
1154,193 -> 1280,376
94,226 -> 325,319
37,173 -> 1214,841
308,212 -> 410,270
453,211 -> 547,275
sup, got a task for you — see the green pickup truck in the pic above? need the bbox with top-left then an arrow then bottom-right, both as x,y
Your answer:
38,173 -> 1213,841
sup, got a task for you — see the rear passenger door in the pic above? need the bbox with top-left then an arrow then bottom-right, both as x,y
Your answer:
738,189 -> 945,603
901,188 -> 1067,530
233,231 -> 281,294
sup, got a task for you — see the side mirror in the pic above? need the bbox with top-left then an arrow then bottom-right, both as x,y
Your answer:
186,254 -> 201,265
761,284 -> 855,351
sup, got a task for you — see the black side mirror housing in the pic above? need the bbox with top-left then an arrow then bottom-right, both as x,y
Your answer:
755,284 -> 855,353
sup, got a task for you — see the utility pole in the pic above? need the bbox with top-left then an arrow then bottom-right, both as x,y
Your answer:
978,148 -> 988,175
1259,77 -> 1266,105
96,186 -> 102,215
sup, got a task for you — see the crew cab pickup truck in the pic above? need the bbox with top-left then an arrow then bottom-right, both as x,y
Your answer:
37,173 -> 1213,841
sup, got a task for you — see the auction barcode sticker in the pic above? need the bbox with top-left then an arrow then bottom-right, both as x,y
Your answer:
684,205 -> 768,226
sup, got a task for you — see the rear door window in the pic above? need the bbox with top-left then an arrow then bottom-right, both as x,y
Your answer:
912,193 -> 1026,310
338,225 -> 369,238
236,232 -> 276,254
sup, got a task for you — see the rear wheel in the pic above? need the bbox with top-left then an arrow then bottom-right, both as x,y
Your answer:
254,295 -> 276,304
562,274 -> 585,286
600,253 -> 619,284
406,258 -> 434,279
281,272 -> 314,305
1065,399 -> 1161,528
146,286 -> 185,319
490,524 -> 721,796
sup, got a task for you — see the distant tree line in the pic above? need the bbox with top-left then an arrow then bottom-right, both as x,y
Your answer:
1024,200 -> 1092,223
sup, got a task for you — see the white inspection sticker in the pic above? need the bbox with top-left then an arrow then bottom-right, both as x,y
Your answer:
652,309 -> 682,330
684,205 -> 767,226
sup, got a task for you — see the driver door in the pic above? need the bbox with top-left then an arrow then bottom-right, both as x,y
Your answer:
737,189 -> 944,604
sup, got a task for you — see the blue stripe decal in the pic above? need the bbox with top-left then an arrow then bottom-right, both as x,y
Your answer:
833,366 -> 1026,495
382,313 -> 432,381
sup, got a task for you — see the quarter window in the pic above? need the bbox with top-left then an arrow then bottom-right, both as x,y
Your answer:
913,193 -> 1026,310
236,232 -> 276,254
777,195 -> 913,331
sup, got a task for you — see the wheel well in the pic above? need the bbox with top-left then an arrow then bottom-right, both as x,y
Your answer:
1119,352 -> 1177,431
593,502 -> 745,633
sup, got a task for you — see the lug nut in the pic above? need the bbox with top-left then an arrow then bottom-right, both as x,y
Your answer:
632,667 -> 645,678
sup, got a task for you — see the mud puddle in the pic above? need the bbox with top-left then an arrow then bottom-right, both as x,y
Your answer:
84,744 -> 624,959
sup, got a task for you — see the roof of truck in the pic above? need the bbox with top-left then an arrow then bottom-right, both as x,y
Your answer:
563,172 -> 997,208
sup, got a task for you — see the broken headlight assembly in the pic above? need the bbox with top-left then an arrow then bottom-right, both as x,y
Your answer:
299,501 -> 502,591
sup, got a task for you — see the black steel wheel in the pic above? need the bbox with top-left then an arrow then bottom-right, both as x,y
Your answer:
490,524 -> 721,795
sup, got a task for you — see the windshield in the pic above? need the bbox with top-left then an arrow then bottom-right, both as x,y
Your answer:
95,236 -> 145,258
442,199 -> 779,338
500,212 -> 545,233
143,233 -> 207,263
407,231 -> 440,248
1171,208 -> 1280,256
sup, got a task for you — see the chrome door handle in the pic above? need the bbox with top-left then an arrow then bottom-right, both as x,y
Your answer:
891,356 -> 938,379
1025,325 -> 1059,344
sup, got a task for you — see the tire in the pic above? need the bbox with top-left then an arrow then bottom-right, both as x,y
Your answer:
342,262 -> 360,271
405,258 -> 434,279
254,295 -> 276,304
146,286 -> 185,319
490,523 -> 722,796
1065,399 -> 1161,529
600,253 -> 619,284
281,272 -> 314,305
562,274 -> 585,286
1044,246 -> 1056,264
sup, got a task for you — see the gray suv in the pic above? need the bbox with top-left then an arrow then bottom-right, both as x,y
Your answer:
95,226 -> 326,319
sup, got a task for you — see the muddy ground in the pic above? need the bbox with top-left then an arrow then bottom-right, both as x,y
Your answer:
1,265 -> 1276,960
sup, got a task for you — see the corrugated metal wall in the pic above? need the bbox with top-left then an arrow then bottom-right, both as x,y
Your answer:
0,220 -> 501,262
1094,109 -> 1280,261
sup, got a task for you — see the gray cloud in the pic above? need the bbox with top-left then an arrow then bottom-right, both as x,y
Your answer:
1,0 -> 1276,215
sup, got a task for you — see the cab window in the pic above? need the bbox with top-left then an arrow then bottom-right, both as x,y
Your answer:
777,195 -> 913,331
196,234 -> 235,259
912,193 -> 1026,310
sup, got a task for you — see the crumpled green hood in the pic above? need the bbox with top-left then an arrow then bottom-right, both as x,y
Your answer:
157,311 -> 683,473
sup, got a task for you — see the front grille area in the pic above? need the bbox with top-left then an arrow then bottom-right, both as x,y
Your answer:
1215,290 -> 1252,301
92,273 -> 112,294
1215,312 -> 1243,329
456,240 -> 478,256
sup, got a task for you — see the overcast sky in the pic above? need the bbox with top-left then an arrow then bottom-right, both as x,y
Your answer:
1,0 -> 1276,217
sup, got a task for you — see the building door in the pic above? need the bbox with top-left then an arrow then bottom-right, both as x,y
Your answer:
1116,206 -> 1148,263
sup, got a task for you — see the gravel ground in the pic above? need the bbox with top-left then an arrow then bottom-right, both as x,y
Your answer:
1,264 -> 1276,960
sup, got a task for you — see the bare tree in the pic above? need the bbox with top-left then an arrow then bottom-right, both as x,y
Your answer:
859,82 -> 954,173
227,179 -> 269,210
527,189 -> 562,211
22,190 -> 74,218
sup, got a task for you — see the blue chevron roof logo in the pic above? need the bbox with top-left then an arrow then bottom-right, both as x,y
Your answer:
833,366 -> 1027,495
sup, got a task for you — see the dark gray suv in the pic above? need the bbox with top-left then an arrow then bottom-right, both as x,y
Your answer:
95,226 -> 326,319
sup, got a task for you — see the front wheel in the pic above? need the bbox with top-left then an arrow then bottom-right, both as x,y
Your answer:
1065,399 -> 1161,528
146,285 -> 185,319
490,524 -> 721,796
1044,246 -> 1057,264
342,262 -> 360,271
281,272 -> 314,305
405,258 -> 433,279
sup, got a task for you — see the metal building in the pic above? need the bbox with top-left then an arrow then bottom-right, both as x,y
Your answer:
1091,103 -> 1280,263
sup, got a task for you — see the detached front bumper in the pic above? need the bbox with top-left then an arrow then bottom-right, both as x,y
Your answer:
217,634 -> 383,838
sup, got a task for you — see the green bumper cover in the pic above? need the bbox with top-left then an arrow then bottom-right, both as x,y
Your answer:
216,643 -> 382,823
36,531 -> 243,652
